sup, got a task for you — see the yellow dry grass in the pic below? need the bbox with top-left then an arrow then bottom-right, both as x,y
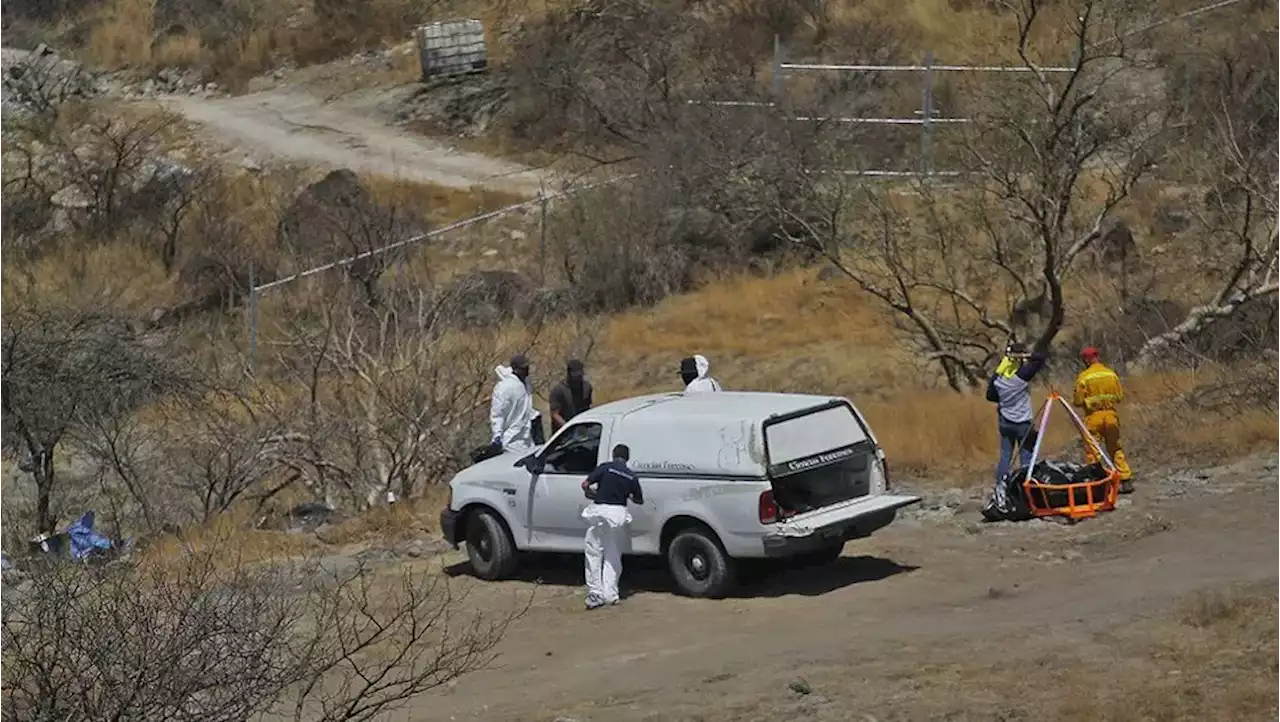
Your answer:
1,241 -> 182,315
362,175 -> 526,224
150,34 -> 210,69
82,0 -> 153,68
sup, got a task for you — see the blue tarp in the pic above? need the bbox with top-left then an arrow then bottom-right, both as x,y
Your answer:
66,511 -> 113,561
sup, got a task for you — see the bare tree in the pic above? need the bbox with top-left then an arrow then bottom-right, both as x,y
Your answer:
276,170 -> 425,307
269,282 -> 529,509
2,541 -> 527,721
1131,35 -> 1278,366
778,0 -> 1169,390
52,111 -> 174,235
1,309 -> 192,534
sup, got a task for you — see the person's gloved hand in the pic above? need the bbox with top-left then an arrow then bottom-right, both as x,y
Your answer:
491,436 -> 502,449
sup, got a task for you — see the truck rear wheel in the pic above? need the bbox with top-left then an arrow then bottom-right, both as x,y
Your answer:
667,527 -> 735,598
466,508 -> 518,580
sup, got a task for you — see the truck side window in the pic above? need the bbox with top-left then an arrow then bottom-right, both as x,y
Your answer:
542,422 -> 602,475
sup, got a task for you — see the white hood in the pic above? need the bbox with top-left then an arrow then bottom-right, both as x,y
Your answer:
694,354 -> 711,380
685,354 -> 722,393
490,365 -> 535,451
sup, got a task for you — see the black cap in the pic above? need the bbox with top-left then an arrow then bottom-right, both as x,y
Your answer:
567,358 -> 584,372
510,354 -> 530,370
1006,342 -> 1029,357
679,357 -> 697,375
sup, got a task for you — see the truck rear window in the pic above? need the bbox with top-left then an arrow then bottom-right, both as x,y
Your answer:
764,403 -> 869,478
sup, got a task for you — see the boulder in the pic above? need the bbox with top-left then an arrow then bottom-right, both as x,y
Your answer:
278,169 -> 398,260
50,184 -> 91,209
517,285 -> 580,324
1096,219 -> 1138,265
438,270 -> 534,327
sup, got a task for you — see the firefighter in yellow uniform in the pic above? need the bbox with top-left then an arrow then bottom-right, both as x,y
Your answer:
1073,347 -> 1134,493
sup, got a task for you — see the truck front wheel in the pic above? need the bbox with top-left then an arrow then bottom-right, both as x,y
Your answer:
465,508 -> 518,580
667,527 -> 735,598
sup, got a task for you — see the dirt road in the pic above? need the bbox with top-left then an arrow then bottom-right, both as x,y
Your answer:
400,454 -> 1278,721
158,89 -> 548,195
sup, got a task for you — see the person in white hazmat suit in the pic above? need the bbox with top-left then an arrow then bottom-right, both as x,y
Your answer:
579,444 -> 644,609
679,354 -> 722,393
490,354 -> 537,454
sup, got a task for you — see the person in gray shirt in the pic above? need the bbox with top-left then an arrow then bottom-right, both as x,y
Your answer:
985,342 -> 1049,483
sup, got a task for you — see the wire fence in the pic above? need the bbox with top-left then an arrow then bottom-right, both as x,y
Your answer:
243,171 -> 641,364
743,0 -> 1243,176
242,0 -> 1246,362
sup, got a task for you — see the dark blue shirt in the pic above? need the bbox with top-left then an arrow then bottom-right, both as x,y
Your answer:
583,460 -> 643,506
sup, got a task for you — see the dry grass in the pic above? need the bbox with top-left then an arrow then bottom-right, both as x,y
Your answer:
61,0 -> 1095,92
362,175 -> 526,224
150,34 -> 210,69
82,0 -> 153,69
1,241 -> 182,315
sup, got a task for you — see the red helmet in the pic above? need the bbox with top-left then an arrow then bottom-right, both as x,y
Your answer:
1080,347 -> 1100,363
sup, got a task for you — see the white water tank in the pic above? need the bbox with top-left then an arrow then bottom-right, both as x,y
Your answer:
416,19 -> 487,82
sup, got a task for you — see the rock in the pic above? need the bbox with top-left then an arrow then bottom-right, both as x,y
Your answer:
314,523 -> 342,544
289,502 -> 336,531
240,155 -> 262,173
392,75 -> 509,137
816,265 -> 843,282
509,229 -> 528,242
50,185 -> 91,209
941,487 -> 966,508
1096,219 -> 1138,265
1154,204 -> 1193,235
2,46 -> 102,117
482,248 -> 498,257
48,207 -> 76,233
278,169 -> 423,267
788,678 -> 812,695
437,270 -> 534,328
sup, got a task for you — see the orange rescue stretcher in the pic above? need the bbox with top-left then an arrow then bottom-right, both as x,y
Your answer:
1021,391 -> 1122,521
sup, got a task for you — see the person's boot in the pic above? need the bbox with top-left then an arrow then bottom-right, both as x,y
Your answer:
1119,478 -> 1134,495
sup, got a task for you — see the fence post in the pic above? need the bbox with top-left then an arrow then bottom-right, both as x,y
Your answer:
247,262 -> 258,370
772,34 -> 784,102
919,50 -> 935,177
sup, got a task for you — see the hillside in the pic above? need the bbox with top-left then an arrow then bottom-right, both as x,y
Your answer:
0,0 -> 1276,720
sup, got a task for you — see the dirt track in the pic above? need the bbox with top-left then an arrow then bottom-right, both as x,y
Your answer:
158,89 -> 548,195
399,454 -> 1277,721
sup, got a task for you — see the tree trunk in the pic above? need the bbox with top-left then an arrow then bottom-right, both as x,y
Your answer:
33,449 -> 55,535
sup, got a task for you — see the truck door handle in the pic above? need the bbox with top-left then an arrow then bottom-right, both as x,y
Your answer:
502,488 -> 516,496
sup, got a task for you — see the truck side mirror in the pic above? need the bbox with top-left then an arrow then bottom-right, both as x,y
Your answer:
516,453 -> 544,474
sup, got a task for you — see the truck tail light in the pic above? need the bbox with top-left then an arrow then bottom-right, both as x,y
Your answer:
759,490 -> 779,524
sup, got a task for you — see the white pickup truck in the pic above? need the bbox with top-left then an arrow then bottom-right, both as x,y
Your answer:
440,391 -> 920,597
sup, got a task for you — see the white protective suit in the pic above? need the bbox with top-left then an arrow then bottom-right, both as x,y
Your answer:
683,354 -> 723,393
581,502 -> 632,605
489,365 -> 536,452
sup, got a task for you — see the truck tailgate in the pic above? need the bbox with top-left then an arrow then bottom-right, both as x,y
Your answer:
773,494 -> 921,538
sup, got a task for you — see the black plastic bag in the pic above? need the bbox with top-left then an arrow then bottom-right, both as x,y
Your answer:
469,441 -> 504,464
530,414 -> 545,446
982,467 -> 1033,522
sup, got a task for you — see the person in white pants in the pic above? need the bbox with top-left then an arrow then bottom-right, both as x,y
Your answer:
580,444 -> 644,610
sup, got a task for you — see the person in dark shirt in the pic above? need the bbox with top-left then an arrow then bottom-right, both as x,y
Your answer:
579,444 -> 643,609
549,359 -> 594,434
